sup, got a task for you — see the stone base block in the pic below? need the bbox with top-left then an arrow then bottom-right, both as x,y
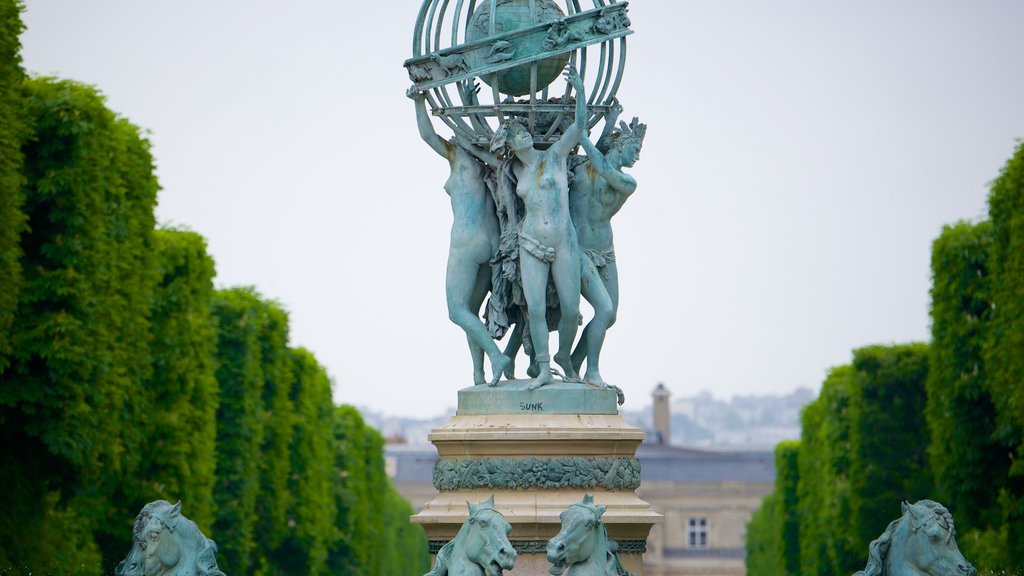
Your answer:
412,385 -> 660,575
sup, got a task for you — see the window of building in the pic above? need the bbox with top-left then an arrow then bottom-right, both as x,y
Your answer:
687,517 -> 709,549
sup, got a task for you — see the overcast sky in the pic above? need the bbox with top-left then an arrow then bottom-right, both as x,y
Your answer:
19,1 -> 1024,417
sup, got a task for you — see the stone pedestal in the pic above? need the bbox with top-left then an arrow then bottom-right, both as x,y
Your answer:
412,380 -> 661,575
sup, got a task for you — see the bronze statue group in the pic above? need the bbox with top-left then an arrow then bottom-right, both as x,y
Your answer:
410,66 -> 645,394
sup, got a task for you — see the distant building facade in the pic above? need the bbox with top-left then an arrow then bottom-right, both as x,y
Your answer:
637,445 -> 774,575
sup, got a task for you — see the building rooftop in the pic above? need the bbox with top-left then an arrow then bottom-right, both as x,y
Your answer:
385,443 -> 775,485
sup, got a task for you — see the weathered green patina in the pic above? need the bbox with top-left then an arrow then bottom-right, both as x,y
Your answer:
116,501 -> 225,576
433,457 -> 641,491
429,539 -> 647,555
457,379 -> 619,415
852,500 -> 975,576
426,495 -> 517,576
569,114 -> 646,387
406,0 -> 643,397
547,495 -> 637,576
405,3 -> 631,96
464,0 -> 571,96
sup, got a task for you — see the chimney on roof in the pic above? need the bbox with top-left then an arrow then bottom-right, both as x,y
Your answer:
652,383 -> 671,445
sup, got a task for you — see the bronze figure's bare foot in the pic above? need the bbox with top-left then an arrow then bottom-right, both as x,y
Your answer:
502,358 -> 516,380
473,368 -> 486,385
583,370 -> 607,387
527,369 -> 554,391
554,352 -> 582,383
489,353 -> 512,387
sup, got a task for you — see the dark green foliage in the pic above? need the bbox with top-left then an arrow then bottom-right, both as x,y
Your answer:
252,300 -> 296,576
210,288 -> 271,575
797,365 -> 857,576
5,75 -> 158,475
267,348 -> 338,576
380,487 -> 430,576
746,441 -> 800,576
1,76 -> 158,574
775,440 -> 800,575
848,344 -> 932,558
327,405 -> 429,576
136,229 -> 219,529
927,221 -> 1008,532
755,347 -> 930,576
0,15 -> 429,573
92,230 -> 220,567
328,405 -> 374,574
985,140 -> 1024,559
745,492 -> 783,576
0,0 -> 27,371
795,393 -> 827,576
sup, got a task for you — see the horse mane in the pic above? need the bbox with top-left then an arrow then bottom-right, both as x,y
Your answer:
911,500 -> 956,542
426,539 -> 456,576
853,516 -> 899,576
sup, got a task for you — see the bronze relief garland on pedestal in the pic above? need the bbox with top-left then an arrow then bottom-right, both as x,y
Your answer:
433,456 -> 642,491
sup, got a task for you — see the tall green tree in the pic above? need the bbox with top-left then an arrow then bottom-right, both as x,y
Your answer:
251,299 -> 296,576
746,441 -> 800,576
848,344 -> 932,556
927,221 -> 1008,535
797,365 -> 857,576
775,440 -> 801,576
211,288 -> 270,575
92,229 -> 220,566
266,348 -> 338,576
1,77 -> 158,574
133,229 -> 219,530
327,405 -> 373,575
326,405 -> 429,576
746,492 -> 783,576
0,0 -> 27,371
984,140 -> 1024,558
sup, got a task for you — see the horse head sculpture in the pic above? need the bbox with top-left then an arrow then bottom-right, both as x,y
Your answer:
853,499 -> 976,576
426,495 -> 516,576
547,495 -> 634,576
115,500 -> 225,576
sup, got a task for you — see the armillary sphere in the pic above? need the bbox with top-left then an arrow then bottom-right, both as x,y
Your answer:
405,0 -> 632,147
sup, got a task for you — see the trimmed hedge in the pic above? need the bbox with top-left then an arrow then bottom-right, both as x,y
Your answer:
797,365 -> 857,576
745,492 -> 783,576
927,221 -> 1008,533
327,405 -> 430,576
0,9 -> 449,574
0,0 -> 27,370
985,140 -> 1024,559
757,345 -> 931,576
0,76 -> 158,575
210,287 -> 272,575
775,440 -> 800,576
268,348 -> 338,576
848,344 -> 932,552
747,440 -> 800,576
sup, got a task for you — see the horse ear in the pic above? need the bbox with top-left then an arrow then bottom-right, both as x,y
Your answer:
582,494 -> 595,506
165,501 -> 182,531
595,506 -> 606,520
903,501 -> 926,528
485,494 -> 495,509
467,500 -> 479,520
901,501 -> 910,515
